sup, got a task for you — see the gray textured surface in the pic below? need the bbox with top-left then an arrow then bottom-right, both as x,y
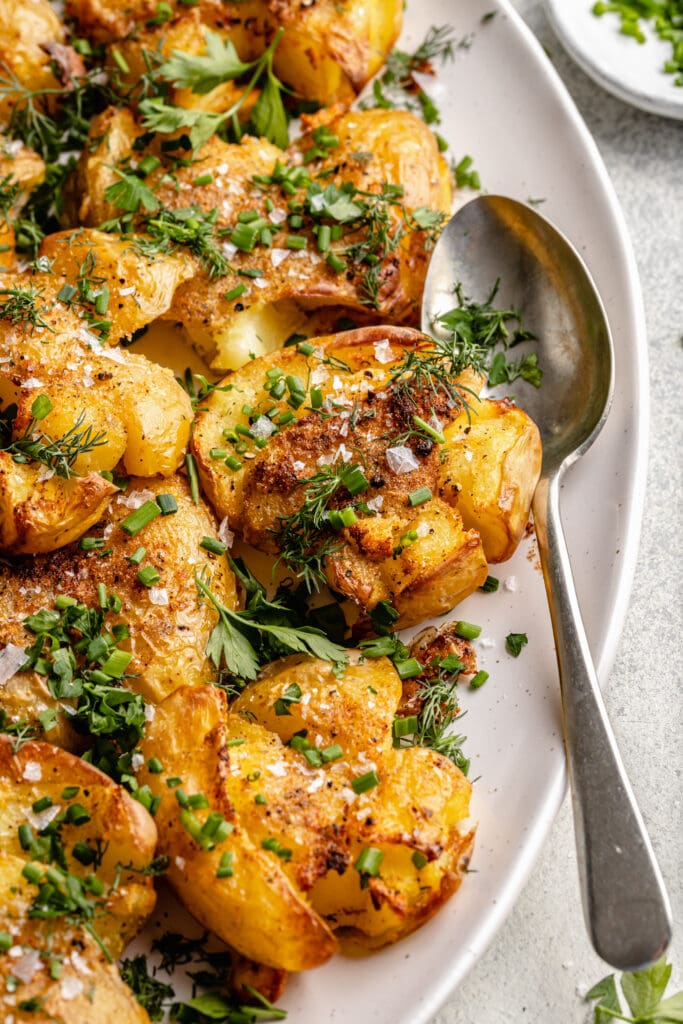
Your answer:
433,2 -> 683,1021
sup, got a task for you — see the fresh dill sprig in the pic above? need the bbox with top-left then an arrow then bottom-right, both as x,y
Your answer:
1,394 -> 108,479
120,955 -> 173,1021
130,206 -> 231,279
362,25 -> 457,127
0,284 -> 53,333
272,462 -> 369,591
398,654 -> 470,773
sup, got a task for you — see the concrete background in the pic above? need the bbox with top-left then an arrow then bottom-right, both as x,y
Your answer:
432,2 -> 683,1021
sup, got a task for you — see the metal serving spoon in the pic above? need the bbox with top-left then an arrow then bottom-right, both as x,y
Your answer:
421,195 -> 672,970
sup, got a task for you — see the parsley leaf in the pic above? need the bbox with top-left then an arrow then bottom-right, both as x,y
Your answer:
586,958 -> 683,1024
138,97 -> 225,153
251,70 -> 289,149
622,959 -> 673,1018
158,32 -> 251,93
196,570 -> 348,682
505,632 -> 528,657
104,166 -> 159,214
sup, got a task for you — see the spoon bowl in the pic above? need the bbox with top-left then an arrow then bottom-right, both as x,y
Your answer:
422,195 -> 672,970
422,195 -> 613,469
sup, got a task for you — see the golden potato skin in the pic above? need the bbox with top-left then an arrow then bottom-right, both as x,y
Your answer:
0,737 -> 156,1022
229,654 -> 475,947
0,475 -> 237,732
67,0 -> 402,105
440,398 -> 542,563
72,108 -> 450,370
193,324 -> 487,627
0,136 -> 45,270
0,255 -> 193,551
139,684 -> 338,972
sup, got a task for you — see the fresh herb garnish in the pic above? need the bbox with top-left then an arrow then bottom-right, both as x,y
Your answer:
20,595 -> 146,781
0,394 -> 108,479
452,154 -> 482,190
0,284 -> 52,333
362,25 -> 457,126
272,461 -> 370,591
585,956 -> 683,1023
393,653 -> 470,773
120,955 -> 173,1021
196,565 -> 347,684
505,632 -> 528,657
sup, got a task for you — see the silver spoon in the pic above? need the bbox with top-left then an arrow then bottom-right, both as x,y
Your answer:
421,195 -> 672,970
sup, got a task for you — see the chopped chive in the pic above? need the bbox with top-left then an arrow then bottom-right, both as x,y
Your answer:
101,648 -> 133,678
57,283 -> 77,304
200,536 -> 227,555
317,224 -> 331,252
479,575 -> 500,593
94,286 -> 110,315
22,862 -> 43,884
120,500 -> 160,537
72,841 -> 96,865
304,748 -> 322,767
79,537 -> 105,551
351,770 -> 380,794
61,786 -> 80,800
413,415 -> 446,444
187,793 -> 210,810
226,737 -> 245,748
138,155 -> 161,176
225,283 -> 247,302
454,620 -> 482,641
216,851 -> 234,878
326,251 -> 345,273
96,582 -> 107,609
238,268 -> 264,279
31,796 -> 52,813
127,546 -> 146,565
297,341 -> 315,357
185,452 -> 199,504
328,507 -> 357,530
277,410 -> 295,425
209,447 -> 227,459
310,387 -> 323,409
343,466 -> 369,495
18,824 -> 33,850
137,566 -> 161,588
225,455 -> 242,471
55,595 -> 77,610
193,172 -> 213,186
166,776 -> 182,788
285,235 -> 307,250
237,209 -> 259,223
392,715 -> 418,739
354,846 -> 383,878
408,486 -> 432,507
147,757 -> 164,774
254,793 -> 267,805
396,658 -> 422,680
321,744 -> 343,763
156,493 -> 178,516
412,850 -> 428,869
0,933 -> 11,953
66,803 -> 90,826
469,670 -> 489,689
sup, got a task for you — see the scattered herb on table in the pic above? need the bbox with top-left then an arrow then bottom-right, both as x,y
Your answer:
585,956 -> 683,1023
505,632 -> 529,657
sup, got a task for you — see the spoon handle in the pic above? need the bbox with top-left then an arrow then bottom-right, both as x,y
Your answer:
532,472 -> 672,970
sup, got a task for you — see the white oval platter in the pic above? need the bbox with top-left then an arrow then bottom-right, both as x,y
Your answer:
129,0 -> 649,1019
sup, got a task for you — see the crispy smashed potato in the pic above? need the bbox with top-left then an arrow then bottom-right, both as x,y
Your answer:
0,241 -> 194,552
73,108 -> 451,370
139,684 -> 337,972
193,324 -> 488,627
0,475 -> 237,740
0,736 -> 157,1022
440,398 -> 542,563
67,0 -> 402,105
139,664 -> 473,965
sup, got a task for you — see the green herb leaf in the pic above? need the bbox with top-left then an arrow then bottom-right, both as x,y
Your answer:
159,32 -> 251,93
251,70 -> 289,149
104,166 -> 159,214
505,632 -> 528,657
621,958 -> 672,1018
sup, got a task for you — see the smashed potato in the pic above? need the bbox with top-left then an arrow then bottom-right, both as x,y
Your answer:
0,474 -> 237,741
440,398 -> 542,563
0,244 -> 194,552
66,0 -> 402,105
73,108 -> 451,370
139,662 -> 473,966
193,324 -> 488,627
0,736 -> 157,1022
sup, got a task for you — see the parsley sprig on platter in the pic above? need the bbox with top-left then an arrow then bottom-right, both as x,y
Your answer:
197,560 -> 348,685
586,956 -> 683,1023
